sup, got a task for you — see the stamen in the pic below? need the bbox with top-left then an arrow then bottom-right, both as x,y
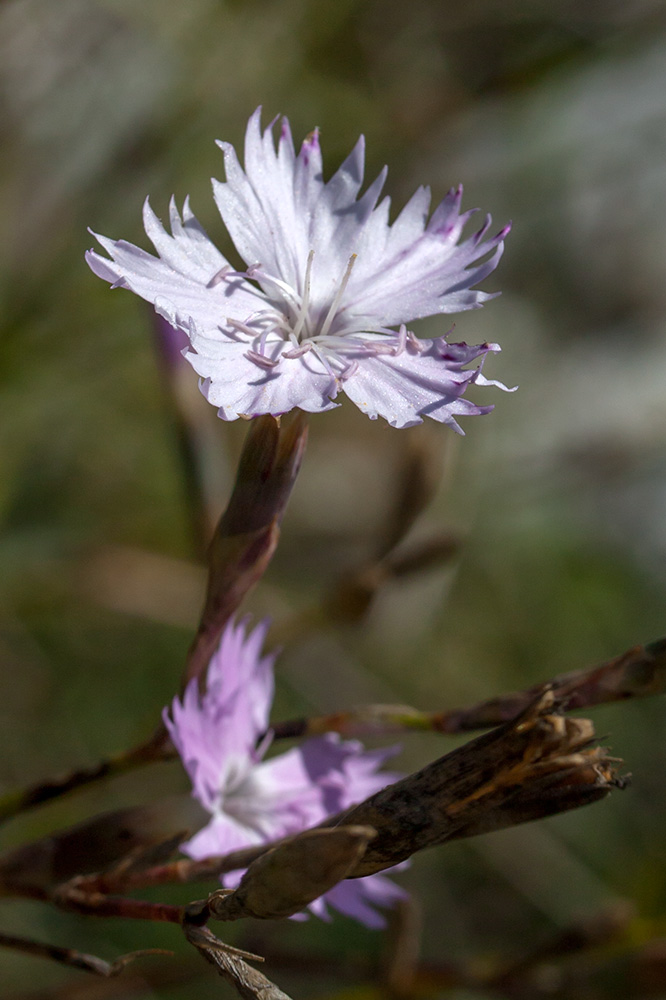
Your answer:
311,334 -> 366,350
291,250 -> 314,342
317,254 -> 357,340
257,329 -> 271,354
310,344 -> 337,379
283,342 -> 313,359
228,318 -> 262,338
207,265 -> 231,288
363,342 -> 397,356
338,360 -> 359,382
246,264 -> 302,308
407,330 -> 425,353
244,349 -> 279,369
272,316 -> 295,336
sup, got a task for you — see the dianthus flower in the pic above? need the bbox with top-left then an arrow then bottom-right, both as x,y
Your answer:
87,109 -> 512,430
164,618 -> 405,928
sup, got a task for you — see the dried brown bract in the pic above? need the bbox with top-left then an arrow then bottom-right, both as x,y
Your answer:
185,826 -> 377,924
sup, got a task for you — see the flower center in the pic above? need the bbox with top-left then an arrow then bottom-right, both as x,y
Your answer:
223,252 -> 404,379
247,250 -> 359,348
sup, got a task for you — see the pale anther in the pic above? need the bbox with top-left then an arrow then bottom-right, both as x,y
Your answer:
207,266 -> 231,288
407,330 -> 425,353
228,318 -> 260,338
244,349 -> 279,369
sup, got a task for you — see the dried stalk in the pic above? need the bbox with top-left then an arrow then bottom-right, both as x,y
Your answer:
185,925 -> 293,1000
269,636 -> 666,740
52,879 -> 183,924
0,730 -> 169,825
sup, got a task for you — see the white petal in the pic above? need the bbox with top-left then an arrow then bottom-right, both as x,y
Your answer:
293,125 -> 325,213
86,204 -> 263,334
186,339 -> 340,419
213,110 -> 313,290
343,338 -> 502,430
308,162 -> 390,307
345,186 -> 510,326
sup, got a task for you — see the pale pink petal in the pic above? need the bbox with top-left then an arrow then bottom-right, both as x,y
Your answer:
183,814 -> 263,860
319,871 -> 408,929
86,200 -> 263,336
164,618 -> 276,811
165,621 -> 407,929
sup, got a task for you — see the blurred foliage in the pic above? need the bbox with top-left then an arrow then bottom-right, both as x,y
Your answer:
2,0 -> 666,996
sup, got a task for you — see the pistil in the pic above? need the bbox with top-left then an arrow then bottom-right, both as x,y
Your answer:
290,250 -> 315,342
317,254 -> 357,341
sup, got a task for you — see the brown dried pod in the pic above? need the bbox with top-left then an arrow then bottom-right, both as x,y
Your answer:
330,690 -> 623,877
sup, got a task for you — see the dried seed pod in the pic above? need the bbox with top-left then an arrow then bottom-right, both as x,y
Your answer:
330,690 -> 623,877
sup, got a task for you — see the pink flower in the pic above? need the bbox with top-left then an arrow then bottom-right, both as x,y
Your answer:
164,618 -> 405,928
87,109 -> 512,430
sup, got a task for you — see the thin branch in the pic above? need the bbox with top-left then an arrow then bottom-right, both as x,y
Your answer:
1,632 -> 658,831
269,636 -> 666,740
0,931 -> 170,977
0,729 -> 171,825
59,843 -> 274,897
53,879 -> 183,924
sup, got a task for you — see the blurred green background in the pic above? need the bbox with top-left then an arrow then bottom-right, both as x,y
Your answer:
2,0 -> 666,996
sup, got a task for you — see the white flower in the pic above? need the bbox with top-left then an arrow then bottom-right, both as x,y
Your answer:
87,109 -> 512,430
